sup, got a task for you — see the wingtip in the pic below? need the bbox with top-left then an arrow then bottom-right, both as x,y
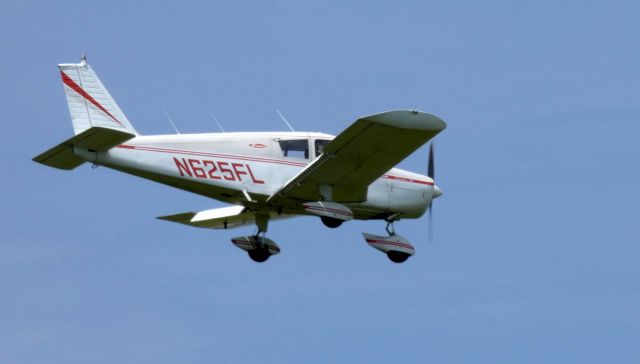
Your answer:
364,110 -> 447,131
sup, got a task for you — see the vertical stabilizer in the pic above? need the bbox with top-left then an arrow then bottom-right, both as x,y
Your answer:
58,57 -> 137,135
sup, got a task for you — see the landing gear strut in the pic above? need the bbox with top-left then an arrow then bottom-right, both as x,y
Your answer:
385,219 -> 396,236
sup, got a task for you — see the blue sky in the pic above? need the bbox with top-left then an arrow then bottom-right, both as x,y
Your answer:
2,1 -> 639,362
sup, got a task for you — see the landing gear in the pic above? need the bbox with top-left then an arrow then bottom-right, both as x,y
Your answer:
246,230 -> 273,263
321,216 -> 343,228
385,219 -> 396,236
248,247 -> 271,263
387,251 -> 410,263
363,214 -> 416,263
230,213 -> 281,263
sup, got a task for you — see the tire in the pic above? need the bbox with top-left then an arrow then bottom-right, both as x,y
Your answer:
321,216 -> 343,228
248,249 -> 270,263
387,251 -> 410,263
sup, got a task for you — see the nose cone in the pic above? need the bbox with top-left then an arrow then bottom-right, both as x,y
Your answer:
433,184 -> 443,198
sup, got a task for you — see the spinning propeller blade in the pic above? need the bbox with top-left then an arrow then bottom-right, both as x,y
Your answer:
428,143 -> 435,242
428,143 -> 435,180
428,202 -> 434,242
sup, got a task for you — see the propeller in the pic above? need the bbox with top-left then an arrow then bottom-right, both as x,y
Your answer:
428,143 -> 435,181
427,143 -> 435,242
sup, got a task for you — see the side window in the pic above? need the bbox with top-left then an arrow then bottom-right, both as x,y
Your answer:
279,139 -> 309,159
315,139 -> 330,157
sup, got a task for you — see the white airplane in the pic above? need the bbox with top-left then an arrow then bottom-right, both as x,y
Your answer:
34,58 -> 446,263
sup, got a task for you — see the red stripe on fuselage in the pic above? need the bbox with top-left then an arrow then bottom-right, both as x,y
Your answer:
60,71 -> 125,128
116,144 -> 433,185
381,174 -> 433,186
117,144 -> 307,167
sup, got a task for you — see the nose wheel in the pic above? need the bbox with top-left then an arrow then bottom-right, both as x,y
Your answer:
363,214 -> 415,263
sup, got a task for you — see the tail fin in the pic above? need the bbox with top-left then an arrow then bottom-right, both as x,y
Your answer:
32,58 -> 137,170
58,57 -> 137,135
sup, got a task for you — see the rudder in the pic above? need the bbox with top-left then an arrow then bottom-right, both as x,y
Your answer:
58,57 -> 137,135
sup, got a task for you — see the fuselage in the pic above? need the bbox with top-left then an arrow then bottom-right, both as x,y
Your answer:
77,131 -> 435,220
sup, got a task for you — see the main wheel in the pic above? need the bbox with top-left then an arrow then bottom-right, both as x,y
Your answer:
248,249 -> 271,263
321,216 -> 343,228
387,251 -> 410,263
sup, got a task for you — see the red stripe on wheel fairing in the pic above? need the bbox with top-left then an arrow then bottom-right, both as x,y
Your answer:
60,71 -> 125,128
365,238 -> 414,250
302,204 -> 353,217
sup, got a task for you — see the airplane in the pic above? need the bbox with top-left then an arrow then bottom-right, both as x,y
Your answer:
33,57 -> 446,263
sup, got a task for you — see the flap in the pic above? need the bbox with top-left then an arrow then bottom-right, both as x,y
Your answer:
158,205 -> 291,230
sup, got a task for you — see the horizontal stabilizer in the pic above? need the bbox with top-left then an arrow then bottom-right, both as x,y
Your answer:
33,127 -> 135,170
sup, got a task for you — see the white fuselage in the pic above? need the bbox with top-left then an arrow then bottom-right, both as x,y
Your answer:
78,131 -> 434,220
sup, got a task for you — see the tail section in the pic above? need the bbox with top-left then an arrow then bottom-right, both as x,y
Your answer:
33,57 -> 137,170
58,57 -> 137,135
33,126 -> 135,170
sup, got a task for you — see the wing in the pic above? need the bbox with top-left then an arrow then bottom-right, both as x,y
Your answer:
268,110 -> 446,203
158,205 -> 290,229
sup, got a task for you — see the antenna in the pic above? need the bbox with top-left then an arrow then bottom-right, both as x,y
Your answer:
276,109 -> 295,132
162,110 -> 181,134
207,110 -> 226,133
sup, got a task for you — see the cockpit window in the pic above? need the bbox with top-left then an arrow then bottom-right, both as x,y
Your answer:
279,139 -> 309,159
315,139 -> 330,157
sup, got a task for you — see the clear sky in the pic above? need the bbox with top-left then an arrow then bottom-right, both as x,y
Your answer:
1,1 -> 639,363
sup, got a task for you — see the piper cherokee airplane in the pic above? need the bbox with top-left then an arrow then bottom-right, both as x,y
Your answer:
33,58 -> 446,263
